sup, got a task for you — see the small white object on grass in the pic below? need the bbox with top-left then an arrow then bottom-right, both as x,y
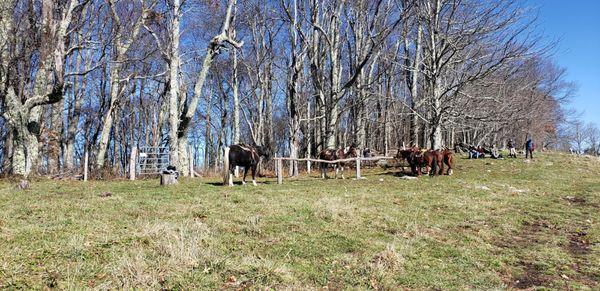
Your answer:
509,186 -> 528,193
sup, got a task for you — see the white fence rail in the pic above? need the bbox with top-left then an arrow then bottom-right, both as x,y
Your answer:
272,156 -> 395,184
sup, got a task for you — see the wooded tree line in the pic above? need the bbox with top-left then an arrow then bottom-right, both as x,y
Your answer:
0,0 -> 584,178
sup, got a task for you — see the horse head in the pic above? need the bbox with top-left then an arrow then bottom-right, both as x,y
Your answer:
336,147 -> 346,159
397,149 -> 412,160
345,145 -> 358,158
255,145 -> 272,161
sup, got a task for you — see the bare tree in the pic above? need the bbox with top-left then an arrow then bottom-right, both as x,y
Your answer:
1,0 -> 88,177
95,0 -> 145,169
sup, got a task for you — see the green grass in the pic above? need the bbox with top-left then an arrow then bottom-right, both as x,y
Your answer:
0,152 -> 598,289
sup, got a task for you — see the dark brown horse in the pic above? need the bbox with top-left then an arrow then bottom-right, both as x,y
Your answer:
397,147 -> 446,176
226,143 -> 270,186
318,145 -> 358,179
396,147 -> 421,175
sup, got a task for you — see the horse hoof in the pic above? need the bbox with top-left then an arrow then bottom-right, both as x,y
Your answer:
252,181 -> 257,186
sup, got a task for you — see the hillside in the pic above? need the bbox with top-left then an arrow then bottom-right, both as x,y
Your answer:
0,152 -> 598,289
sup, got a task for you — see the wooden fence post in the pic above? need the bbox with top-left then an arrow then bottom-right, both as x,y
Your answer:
277,159 -> 283,184
355,157 -> 361,179
307,159 -> 311,174
129,146 -> 137,181
223,147 -> 230,185
83,149 -> 89,181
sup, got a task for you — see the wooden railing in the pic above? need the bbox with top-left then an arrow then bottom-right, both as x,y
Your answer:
272,156 -> 395,184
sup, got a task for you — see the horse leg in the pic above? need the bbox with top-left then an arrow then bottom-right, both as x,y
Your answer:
242,167 -> 248,185
340,164 -> 345,179
228,165 -> 235,186
334,164 -> 339,179
414,164 -> 421,176
321,163 -> 327,179
446,157 -> 453,175
251,165 -> 257,186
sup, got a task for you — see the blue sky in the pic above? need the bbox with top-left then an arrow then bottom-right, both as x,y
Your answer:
530,0 -> 600,126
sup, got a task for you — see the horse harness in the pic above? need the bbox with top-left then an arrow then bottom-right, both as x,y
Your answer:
238,144 -> 259,164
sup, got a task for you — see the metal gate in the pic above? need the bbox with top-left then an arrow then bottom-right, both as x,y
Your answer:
137,146 -> 170,175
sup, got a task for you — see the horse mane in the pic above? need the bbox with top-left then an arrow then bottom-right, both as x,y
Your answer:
236,143 -> 256,154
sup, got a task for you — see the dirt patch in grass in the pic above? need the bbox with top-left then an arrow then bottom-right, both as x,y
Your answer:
563,195 -> 586,204
562,195 -> 600,209
509,262 -> 552,289
496,219 -> 556,249
566,262 -> 598,287
563,229 -> 598,287
498,219 -> 597,289
566,231 -> 591,256
497,220 -> 560,288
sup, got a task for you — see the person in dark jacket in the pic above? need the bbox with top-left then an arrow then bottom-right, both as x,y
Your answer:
507,139 -> 517,158
525,138 -> 535,159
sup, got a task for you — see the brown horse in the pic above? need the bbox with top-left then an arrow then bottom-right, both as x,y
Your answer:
423,150 -> 444,176
441,149 -> 454,175
318,145 -> 358,179
397,147 -> 446,176
396,147 -> 421,175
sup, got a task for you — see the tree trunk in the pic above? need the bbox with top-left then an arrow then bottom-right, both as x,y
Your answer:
408,23 -> 422,146
168,0 -> 182,171
96,74 -> 119,168
96,0 -> 144,169
177,0 -> 242,173
430,83 -> 443,149
64,54 -> 86,170
11,122 -> 40,177
1,0 -> 78,177
48,101 -> 63,174
232,49 -> 240,144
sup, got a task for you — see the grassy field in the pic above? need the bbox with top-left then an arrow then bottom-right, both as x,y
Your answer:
0,152 -> 598,289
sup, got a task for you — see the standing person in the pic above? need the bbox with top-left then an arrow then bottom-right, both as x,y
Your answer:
507,139 -> 517,158
525,138 -> 535,159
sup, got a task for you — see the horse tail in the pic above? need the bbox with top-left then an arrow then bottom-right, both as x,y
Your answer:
430,153 -> 438,176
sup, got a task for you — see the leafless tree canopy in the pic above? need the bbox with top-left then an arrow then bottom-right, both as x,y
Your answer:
0,0 -> 588,177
